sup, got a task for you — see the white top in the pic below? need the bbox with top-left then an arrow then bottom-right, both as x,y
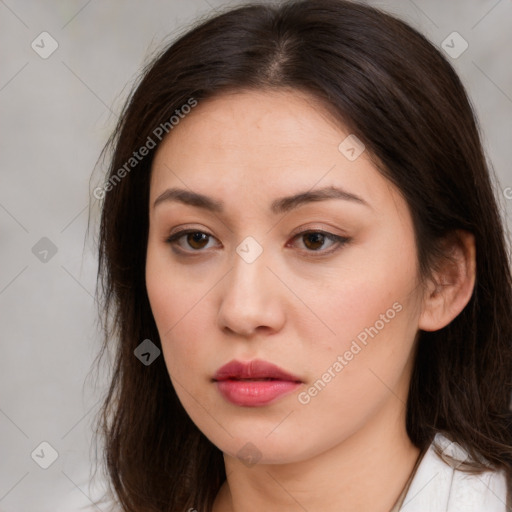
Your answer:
396,433 -> 509,511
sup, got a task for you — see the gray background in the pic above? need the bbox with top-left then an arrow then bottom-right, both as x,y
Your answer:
1,0 -> 511,510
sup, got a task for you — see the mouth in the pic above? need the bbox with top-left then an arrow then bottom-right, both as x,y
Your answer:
213,359 -> 303,407
213,359 -> 303,382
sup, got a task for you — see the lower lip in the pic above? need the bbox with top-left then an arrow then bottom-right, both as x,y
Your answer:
215,379 -> 301,407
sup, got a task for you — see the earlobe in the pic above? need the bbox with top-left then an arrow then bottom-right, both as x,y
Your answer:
418,230 -> 476,332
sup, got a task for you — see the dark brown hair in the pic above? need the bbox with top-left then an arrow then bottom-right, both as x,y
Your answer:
90,0 -> 512,510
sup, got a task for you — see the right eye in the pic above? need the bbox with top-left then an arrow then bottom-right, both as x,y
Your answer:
165,229 -> 220,253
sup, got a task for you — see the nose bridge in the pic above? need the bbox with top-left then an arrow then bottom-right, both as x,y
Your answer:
217,234 -> 283,334
230,234 -> 270,301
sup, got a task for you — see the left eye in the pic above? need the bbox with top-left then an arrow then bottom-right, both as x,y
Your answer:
165,229 -> 349,254
291,230 -> 348,252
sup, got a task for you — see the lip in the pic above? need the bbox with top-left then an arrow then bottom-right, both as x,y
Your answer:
213,359 -> 302,407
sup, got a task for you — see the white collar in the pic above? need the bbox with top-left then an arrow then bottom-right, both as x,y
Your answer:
399,433 -> 508,511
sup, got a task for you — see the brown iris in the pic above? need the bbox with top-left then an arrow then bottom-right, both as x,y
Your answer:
302,232 -> 326,251
186,232 -> 209,250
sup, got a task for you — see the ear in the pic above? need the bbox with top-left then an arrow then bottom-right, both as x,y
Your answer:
418,230 -> 476,332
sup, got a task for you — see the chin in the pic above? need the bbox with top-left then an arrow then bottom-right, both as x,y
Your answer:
205,429 -> 320,466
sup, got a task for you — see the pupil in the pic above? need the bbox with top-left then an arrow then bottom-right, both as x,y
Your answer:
305,233 -> 324,250
189,232 -> 207,249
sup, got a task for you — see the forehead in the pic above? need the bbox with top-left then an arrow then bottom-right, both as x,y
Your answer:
153,89 -> 344,168
149,89 -> 405,220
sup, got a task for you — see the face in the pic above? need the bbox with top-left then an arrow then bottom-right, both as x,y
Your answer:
146,89 -> 425,465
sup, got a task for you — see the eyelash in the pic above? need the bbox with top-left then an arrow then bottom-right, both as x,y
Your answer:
165,228 -> 350,257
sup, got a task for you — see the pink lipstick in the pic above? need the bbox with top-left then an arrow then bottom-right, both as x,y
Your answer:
213,359 -> 302,407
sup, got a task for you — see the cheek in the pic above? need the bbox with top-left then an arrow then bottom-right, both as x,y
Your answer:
300,231 -> 420,407
308,238 -> 418,352
146,243 -> 200,366
147,276 -> 210,410
295,289 -> 418,452
146,234 -> 202,331
146,245 -> 175,334
146,291 -> 203,364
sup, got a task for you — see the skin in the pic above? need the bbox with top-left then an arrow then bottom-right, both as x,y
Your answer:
145,89 -> 476,512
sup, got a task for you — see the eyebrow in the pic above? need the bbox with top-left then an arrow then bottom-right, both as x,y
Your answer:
153,185 -> 370,214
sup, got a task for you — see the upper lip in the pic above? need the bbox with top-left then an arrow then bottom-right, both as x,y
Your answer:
213,359 -> 302,382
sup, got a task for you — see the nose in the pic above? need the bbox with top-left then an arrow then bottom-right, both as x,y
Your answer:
216,244 -> 286,338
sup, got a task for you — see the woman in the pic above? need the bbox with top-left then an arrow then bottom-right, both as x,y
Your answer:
92,0 -> 512,510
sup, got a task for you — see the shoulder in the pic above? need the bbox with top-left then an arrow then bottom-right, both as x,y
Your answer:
400,433 -> 509,512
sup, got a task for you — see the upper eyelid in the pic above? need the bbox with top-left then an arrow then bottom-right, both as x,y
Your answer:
167,227 -> 341,240
167,221 -> 347,238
